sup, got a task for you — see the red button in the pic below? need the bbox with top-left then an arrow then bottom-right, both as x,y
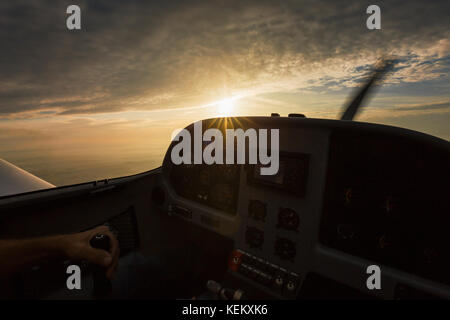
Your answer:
228,249 -> 243,272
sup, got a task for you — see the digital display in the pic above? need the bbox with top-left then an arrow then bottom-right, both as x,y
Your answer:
253,162 -> 285,185
248,153 -> 310,197
170,163 -> 240,215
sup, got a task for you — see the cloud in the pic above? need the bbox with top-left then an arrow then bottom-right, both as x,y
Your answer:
0,0 -> 449,117
391,101 -> 450,112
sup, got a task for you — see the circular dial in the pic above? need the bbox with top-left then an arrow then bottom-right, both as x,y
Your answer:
245,227 -> 264,249
277,208 -> 300,231
274,237 -> 296,261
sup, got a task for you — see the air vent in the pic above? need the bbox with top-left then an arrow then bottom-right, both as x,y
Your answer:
171,205 -> 192,219
106,207 -> 140,255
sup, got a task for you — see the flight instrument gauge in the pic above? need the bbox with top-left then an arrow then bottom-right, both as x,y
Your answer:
277,208 -> 300,231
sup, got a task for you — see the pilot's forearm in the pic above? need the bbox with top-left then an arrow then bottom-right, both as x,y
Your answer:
0,236 -> 64,277
0,235 -> 65,277
0,226 -> 119,279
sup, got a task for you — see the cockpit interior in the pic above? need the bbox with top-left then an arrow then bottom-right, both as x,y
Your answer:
1,116 -> 448,300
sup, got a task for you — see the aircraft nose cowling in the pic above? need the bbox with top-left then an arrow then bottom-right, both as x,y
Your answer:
0,159 -> 55,197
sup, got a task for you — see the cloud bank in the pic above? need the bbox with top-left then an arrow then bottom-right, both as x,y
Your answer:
0,0 -> 448,118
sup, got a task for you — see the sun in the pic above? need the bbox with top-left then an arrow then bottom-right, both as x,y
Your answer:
217,98 -> 235,116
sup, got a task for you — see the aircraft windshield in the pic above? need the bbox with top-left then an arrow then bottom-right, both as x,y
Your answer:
0,1 -> 448,190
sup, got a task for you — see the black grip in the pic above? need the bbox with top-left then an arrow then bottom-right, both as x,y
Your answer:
90,233 -> 112,298
90,234 -> 111,251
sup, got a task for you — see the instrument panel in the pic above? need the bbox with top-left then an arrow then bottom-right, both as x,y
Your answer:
161,118 -> 327,299
160,117 -> 450,299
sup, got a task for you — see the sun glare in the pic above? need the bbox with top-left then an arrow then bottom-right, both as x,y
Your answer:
217,98 -> 236,116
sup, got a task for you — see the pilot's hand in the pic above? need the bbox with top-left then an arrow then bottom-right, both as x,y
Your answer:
61,226 -> 120,279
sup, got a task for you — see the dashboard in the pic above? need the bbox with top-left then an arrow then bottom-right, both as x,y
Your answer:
1,115 -> 447,299
160,116 -> 450,299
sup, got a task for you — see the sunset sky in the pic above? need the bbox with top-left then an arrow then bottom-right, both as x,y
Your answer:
0,0 -> 449,185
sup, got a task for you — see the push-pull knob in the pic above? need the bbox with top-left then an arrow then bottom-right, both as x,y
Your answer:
90,234 -> 112,298
206,280 -> 245,300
